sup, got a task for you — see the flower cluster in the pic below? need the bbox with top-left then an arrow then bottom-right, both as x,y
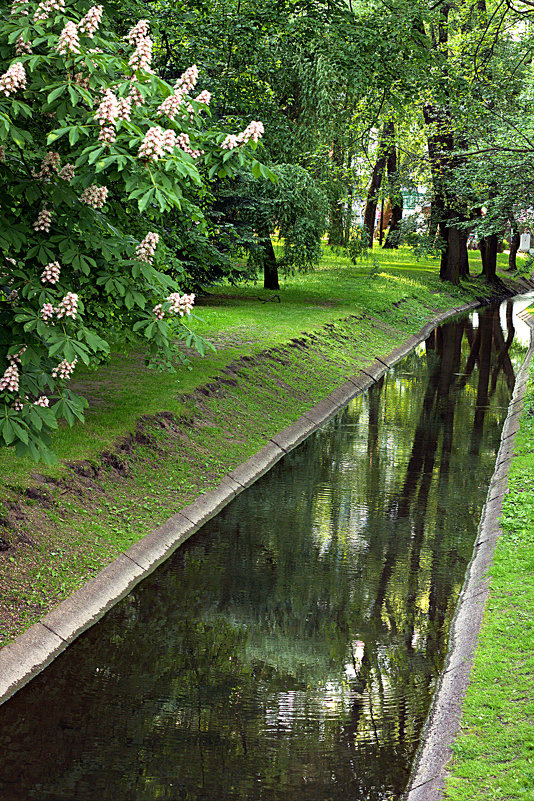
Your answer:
34,0 -> 65,22
34,395 -> 50,407
57,21 -> 80,55
136,232 -> 159,263
56,292 -> 79,319
80,184 -> 108,208
167,292 -> 195,316
41,302 -> 55,322
41,261 -> 61,284
0,364 -> 19,393
8,345 -> 26,365
58,163 -> 75,181
52,357 -> 77,379
15,35 -> 32,55
33,207 -> 52,232
95,88 -> 118,125
34,151 -> 60,179
158,92 -> 185,120
78,5 -> 103,37
0,146 -> 5,161
153,293 -> 195,320
194,90 -> 211,105
128,82 -> 143,107
176,132 -> 202,158
176,65 -> 199,93
125,19 -> 149,45
11,0 -> 29,16
117,97 -> 132,121
0,62 -> 26,96
129,35 -> 152,72
96,89 -> 118,144
138,126 -> 176,161
222,120 -> 264,150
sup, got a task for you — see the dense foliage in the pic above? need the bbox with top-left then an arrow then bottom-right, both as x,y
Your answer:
0,0 -> 270,461
3,0 -> 534,459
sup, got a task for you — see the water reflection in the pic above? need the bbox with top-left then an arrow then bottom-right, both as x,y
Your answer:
0,301 -> 526,801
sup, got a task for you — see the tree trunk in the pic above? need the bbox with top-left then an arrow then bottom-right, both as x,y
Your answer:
508,231 -> 520,271
363,121 -> 393,249
262,236 -> 279,290
480,233 -> 498,283
383,125 -> 403,249
459,230 -> 469,277
441,226 -> 462,284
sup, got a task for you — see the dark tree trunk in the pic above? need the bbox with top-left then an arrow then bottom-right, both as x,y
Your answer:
441,225 -> 465,284
508,231 -> 520,271
383,129 -> 403,249
459,231 -> 469,277
363,121 -> 393,249
262,236 -> 279,290
480,233 -> 498,283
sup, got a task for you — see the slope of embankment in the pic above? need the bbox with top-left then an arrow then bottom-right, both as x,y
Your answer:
0,253 -> 531,656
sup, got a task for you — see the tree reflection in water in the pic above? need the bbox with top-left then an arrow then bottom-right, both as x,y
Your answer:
0,301 -> 524,801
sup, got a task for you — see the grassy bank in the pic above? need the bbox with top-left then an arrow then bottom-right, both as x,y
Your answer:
0,247 -> 516,646
444,358 -> 534,801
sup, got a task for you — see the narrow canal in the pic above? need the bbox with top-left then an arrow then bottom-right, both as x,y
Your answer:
0,298 -> 531,801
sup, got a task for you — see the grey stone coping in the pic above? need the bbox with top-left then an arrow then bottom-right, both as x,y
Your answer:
0,296 -> 510,709
403,310 -> 534,800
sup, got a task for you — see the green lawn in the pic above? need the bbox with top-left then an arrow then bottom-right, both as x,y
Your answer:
0,245 -> 515,645
444,360 -> 534,801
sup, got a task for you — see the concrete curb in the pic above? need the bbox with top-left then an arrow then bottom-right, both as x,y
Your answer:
0,297 -> 507,708
404,309 -> 534,801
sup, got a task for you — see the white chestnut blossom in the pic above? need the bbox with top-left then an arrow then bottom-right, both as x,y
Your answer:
56,292 -> 79,320
56,21 -> 80,55
129,36 -> 152,72
80,184 -> 108,208
78,5 -> 103,37
0,62 -> 26,96
33,207 -> 52,232
41,261 -> 61,284
52,357 -> 77,379
41,302 -> 55,322
136,232 -> 159,263
167,292 -> 195,316
58,163 -> 75,181
138,126 -> 166,161
125,19 -> 150,45
176,64 -> 198,93
15,35 -> 32,55
194,90 -> 211,105
0,364 -> 19,392
34,0 -> 65,21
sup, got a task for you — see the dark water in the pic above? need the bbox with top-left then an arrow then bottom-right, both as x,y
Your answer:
0,299 -> 530,801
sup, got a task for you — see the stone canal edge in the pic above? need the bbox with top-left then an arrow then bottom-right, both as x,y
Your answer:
404,308 -> 534,801
0,295 -> 529,744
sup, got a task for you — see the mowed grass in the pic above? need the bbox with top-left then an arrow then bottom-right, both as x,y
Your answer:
444,363 -> 534,801
0,244 -> 515,645
0,244 -> 489,489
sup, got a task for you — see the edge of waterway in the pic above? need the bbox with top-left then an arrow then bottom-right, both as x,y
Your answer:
404,308 -> 534,801
0,287 -> 529,711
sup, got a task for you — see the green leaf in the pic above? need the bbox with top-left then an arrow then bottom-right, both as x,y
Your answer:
47,84 -> 66,104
